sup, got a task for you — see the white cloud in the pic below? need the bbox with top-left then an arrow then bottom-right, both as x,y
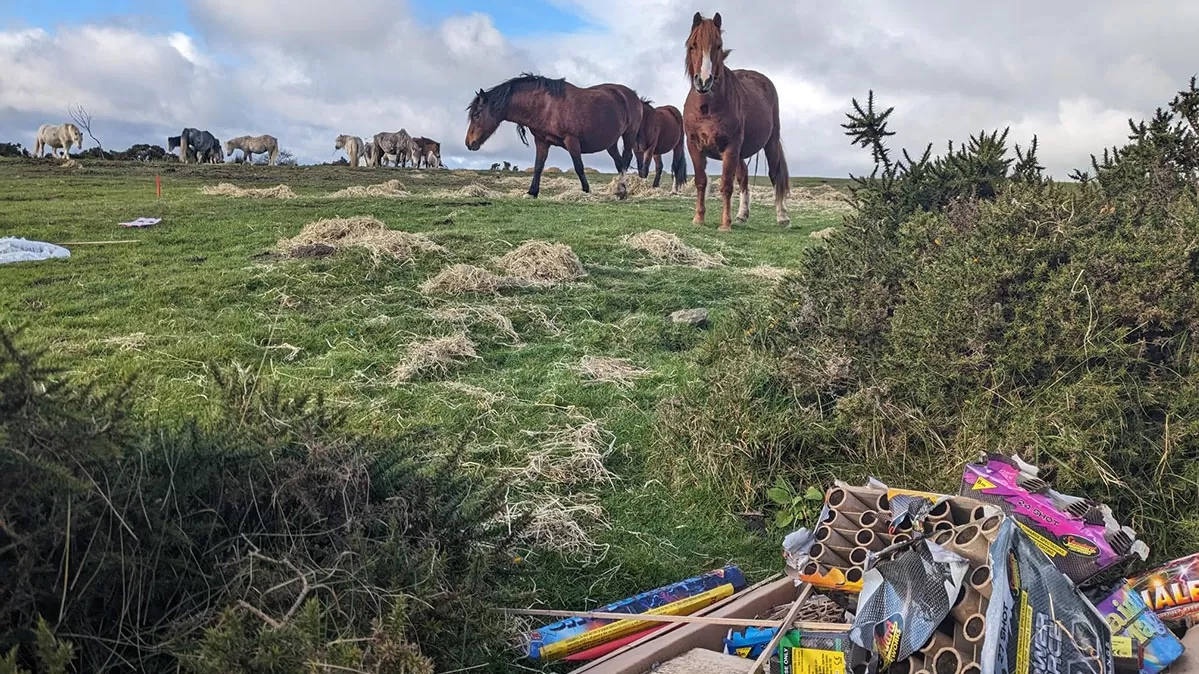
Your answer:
0,0 -> 1196,176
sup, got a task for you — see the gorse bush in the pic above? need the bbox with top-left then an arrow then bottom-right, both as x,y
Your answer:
671,78 -> 1199,556
0,329 -> 529,673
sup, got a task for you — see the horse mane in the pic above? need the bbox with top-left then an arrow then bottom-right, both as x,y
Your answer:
685,17 -> 734,78
640,96 -> 653,105
470,72 -> 567,146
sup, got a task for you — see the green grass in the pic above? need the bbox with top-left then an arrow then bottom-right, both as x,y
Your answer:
0,158 -> 847,649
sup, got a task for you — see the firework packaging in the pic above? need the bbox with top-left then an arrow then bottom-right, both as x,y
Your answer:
1128,552 -> 1199,625
1092,581 -> 1184,674
961,453 -> 1148,586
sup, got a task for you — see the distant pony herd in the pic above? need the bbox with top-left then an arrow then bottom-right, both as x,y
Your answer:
32,13 -> 788,230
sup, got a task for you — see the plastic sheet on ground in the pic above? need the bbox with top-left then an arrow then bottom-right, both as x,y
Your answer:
0,237 -> 70,265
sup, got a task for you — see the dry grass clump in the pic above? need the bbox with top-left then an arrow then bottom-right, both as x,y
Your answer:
744,264 -> 792,281
549,189 -> 600,203
419,264 -> 526,295
390,333 -> 479,382
99,332 -> 148,351
810,227 -> 838,240
622,230 -> 727,269
454,183 -> 502,198
327,179 -> 409,198
576,356 -> 651,388
60,158 -> 81,169
603,174 -> 657,198
495,241 -> 587,285
277,216 -> 444,261
504,493 -> 610,563
518,421 -> 617,485
200,183 -> 298,199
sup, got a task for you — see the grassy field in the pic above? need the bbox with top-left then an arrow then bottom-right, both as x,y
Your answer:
0,158 -> 850,661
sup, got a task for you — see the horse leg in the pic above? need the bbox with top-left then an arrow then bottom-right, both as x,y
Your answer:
563,136 -> 589,193
528,137 -> 551,198
653,154 -> 664,188
718,146 -> 740,231
688,138 -> 708,225
735,159 -> 750,223
764,135 -> 791,228
606,144 -> 629,200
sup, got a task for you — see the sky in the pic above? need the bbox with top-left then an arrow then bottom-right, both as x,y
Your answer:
2,0 -> 1198,177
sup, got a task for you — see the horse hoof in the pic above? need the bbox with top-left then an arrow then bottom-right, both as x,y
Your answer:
735,215 -> 748,224
616,184 -> 628,200
778,218 -> 791,229
718,224 -> 733,233
692,216 -> 704,226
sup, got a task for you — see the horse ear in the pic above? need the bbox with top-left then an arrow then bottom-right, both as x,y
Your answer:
692,12 -> 703,28
713,12 -> 721,28
722,49 -> 732,60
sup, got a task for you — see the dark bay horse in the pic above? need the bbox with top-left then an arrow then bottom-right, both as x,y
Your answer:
635,99 -> 687,192
683,12 -> 790,231
465,73 -> 643,199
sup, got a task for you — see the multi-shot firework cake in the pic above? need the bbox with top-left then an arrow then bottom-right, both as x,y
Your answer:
1092,581 -> 1184,674
1127,552 -> 1199,626
960,453 -> 1148,586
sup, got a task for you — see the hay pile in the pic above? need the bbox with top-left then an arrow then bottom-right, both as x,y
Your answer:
549,189 -> 600,203
60,159 -> 81,169
390,333 -> 479,382
201,183 -> 298,199
327,179 -> 409,198
419,264 -> 526,295
623,230 -> 727,268
810,227 -> 838,240
504,493 -> 610,563
576,356 -> 651,388
603,174 -> 657,198
495,241 -> 587,285
277,216 -> 444,261
454,184 -> 501,198
430,305 -> 522,346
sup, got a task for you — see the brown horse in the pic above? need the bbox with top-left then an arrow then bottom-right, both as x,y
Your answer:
634,98 -> 687,193
683,12 -> 790,231
465,73 -> 643,199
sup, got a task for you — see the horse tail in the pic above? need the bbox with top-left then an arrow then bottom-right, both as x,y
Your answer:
770,140 -> 790,202
671,133 -> 687,189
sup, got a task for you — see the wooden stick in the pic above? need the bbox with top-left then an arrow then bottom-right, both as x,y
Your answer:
750,583 -> 813,674
58,240 -> 140,245
500,606 -> 846,631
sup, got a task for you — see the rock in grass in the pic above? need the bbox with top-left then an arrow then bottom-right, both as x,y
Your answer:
669,308 -> 709,327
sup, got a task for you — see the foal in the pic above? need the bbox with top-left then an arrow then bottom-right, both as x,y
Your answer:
683,12 -> 791,231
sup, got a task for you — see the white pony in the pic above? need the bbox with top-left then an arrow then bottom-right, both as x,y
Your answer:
335,134 -> 365,167
224,134 -> 279,165
35,123 -> 83,158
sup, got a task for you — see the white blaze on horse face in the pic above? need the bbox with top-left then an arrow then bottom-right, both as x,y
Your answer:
699,51 -> 713,85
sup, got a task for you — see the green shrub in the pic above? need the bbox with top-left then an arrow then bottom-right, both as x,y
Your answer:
0,329 -> 528,672
670,77 -> 1199,557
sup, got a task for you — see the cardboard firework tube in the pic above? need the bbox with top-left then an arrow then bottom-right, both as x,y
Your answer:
810,543 -> 850,569
849,547 -> 871,567
919,631 -> 956,656
961,666 -> 981,674
949,525 -> 990,566
802,561 -> 822,577
932,647 -> 964,674
855,528 -> 885,552
959,613 -> 986,645
845,567 -> 864,585
928,499 -> 952,521
951,586 -> 984,624
948,499 -> 987,525
828,485 -> 889,513
968,565 -> 993,600
979,515 -> 1002,536
815,525 -> 857,553
932,520 -> 955,532
932,529 -> 955,547
858,510 -> 890,533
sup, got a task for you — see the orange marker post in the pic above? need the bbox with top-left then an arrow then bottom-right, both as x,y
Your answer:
156,175 -> 161,198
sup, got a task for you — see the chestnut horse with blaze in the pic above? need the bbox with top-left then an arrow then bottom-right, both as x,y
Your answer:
635,99 -> 687,193
684,12 -> 790,231
465,73 -> 643,199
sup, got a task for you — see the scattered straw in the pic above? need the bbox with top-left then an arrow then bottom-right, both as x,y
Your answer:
506,493 -> 610,562
390,333 -> 479,382
100,332 -> 148,351
419,264 -> 527,295
603,174 -> 657,198
744,265 -> 792,281
622,230 -> 726,269
200,183 -> 298,199
575,356 -> 651,388
549,189 -> 600,203
277,216 -> 444,262
60,159 -> 81,169
455,184 -> 501,198
495,241 -> 587,285
810,227 -> 838,240
518,421 -> 617,485
430,305 -> 522,346
327,179 -> 409,198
